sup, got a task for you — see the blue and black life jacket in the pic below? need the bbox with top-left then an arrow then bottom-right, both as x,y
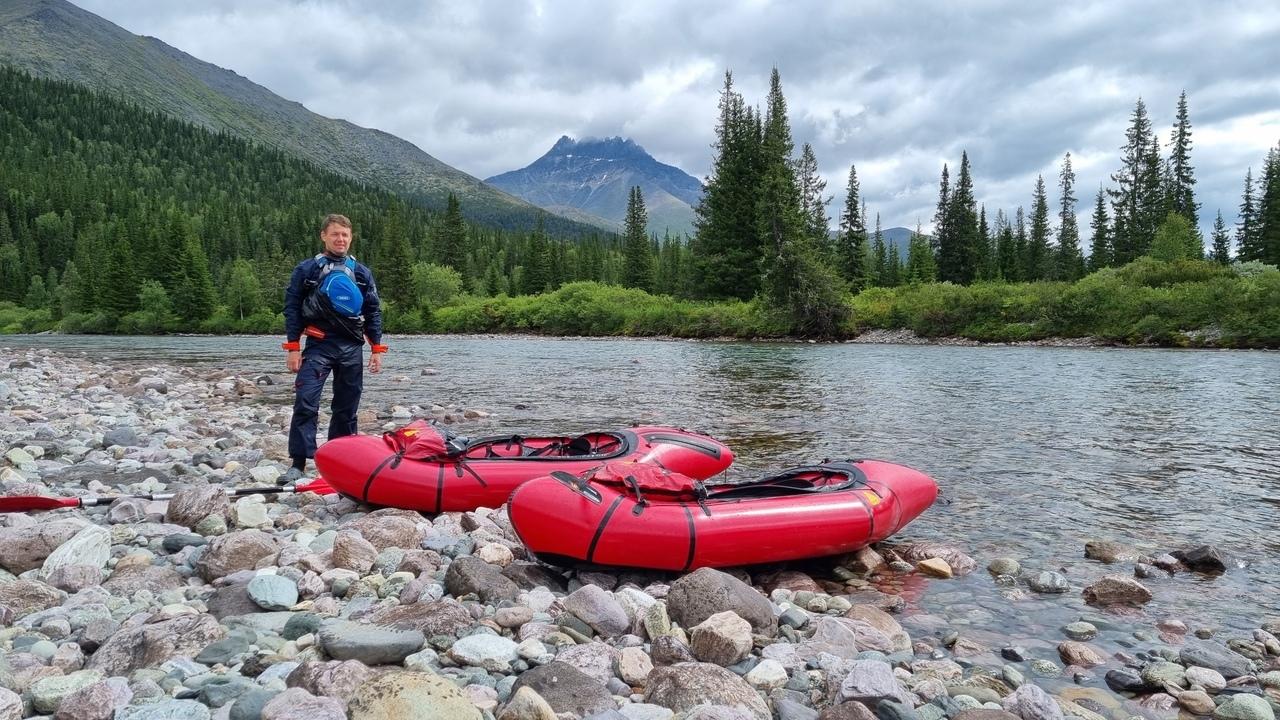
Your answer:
302,254 -> 365,340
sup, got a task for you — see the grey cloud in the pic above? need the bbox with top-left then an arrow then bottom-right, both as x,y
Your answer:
71,0 -> 1280,238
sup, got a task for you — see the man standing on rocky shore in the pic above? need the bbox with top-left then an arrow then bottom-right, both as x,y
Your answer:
280,213 -> 386,483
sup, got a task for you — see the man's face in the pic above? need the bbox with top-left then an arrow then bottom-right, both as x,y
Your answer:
321,224 -> 352,255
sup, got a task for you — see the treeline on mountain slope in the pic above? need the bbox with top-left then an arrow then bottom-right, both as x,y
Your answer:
0,65 -> 696,333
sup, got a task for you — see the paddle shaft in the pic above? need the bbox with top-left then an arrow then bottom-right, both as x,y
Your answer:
0,479 -> 335,513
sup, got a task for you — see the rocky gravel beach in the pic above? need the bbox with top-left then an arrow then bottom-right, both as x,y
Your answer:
1,346 -> 1278,720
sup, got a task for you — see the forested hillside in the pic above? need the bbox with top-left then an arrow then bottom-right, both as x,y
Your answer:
0,0 -> 604,234
0,67 -> 660,333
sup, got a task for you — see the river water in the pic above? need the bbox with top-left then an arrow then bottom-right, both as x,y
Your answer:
6,334 -> 1280,649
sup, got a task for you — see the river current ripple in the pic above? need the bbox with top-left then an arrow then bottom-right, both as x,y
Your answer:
7,334 -> 1280,641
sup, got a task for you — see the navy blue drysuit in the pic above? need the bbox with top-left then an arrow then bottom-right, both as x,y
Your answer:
283,253 -> 383,462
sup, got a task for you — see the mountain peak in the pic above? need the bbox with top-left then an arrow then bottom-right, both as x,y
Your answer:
485,136 -> 704,236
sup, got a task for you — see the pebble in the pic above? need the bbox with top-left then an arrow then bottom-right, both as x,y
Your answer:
2,347 -> 1278,720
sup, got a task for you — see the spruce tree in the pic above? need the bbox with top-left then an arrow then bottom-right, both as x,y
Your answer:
172,233 -> 217,325
691,71 -> 764,301
836,164 -> 869,290
1257,146 -> 1280,266
436,193 -> 468,273
1057,152 -> 1085,281
994,210 -> 1018,281
1110,98 -> 1164,262
621,186 -> 655,291
870,214 -> 886,288
1026,176 -> 1053,281
100,223 -> 140,315
520,213 -> 550,295
57,260 -> 83,316
975,205 -> 996,281
1236,168 -> 1262,261
1088,187 -> 1113,271
756,68 -> 847,335
1166,91 -> 1199,229
795,143 -> 832,254
939,152 -> 980,284
379,201 -> 417,310
932,164 -> 950,260
905,223 -> 937,283
1012,207 -> 1029,281
885,242 -> 902,287
1210,210 -> 1231,264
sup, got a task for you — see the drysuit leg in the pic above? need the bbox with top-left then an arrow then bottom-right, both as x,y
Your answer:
288,341 -> 337,460
328,342 -> 364,440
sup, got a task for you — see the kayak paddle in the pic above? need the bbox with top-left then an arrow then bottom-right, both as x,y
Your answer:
0,478 -> 337,514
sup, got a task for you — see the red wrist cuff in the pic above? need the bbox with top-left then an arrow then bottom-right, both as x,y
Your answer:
282,341 -> 301,352
370,344 -> 388,354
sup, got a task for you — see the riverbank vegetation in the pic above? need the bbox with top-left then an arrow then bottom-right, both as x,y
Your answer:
3,65 -> 1280,346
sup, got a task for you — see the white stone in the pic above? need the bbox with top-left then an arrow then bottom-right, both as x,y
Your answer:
447,634 -> 519,672
41,523 -> 110,579
745,658 -> 790,690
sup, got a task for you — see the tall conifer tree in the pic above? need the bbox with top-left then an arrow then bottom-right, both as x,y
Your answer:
1088,187 -> 1113,271
1026,176 -> 1053,281
1057,152 -> 1085,281
379,201 -> 416,309
691,71 -> 763,301
1166,91 -> 1199,229
436,193 -> 468,274
1210,210 -> 1231,264
621,186 -> 655,291
1235,168 -> 1262,261
1110,98 -> 1164,262
836,164 -> 869,290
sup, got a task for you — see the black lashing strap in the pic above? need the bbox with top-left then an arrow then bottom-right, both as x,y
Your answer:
434,463 -> 446,512
681,503 -> 697,571
585,496 -> 624,564
361,453 -> 401,502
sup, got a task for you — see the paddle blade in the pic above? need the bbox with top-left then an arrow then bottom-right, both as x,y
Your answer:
301,478 -> 336,495
0,495 -> 81,513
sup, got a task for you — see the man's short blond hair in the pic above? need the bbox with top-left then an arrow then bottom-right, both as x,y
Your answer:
320,214 -> 352,233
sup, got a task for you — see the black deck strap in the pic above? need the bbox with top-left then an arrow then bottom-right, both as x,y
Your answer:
456,459 -> 487,487
434,463 -> 446,511
697,497 -> 711,516
625,475 -> 650,515
585,496 -> 624,563
530,441 -> 563,457
681,504 -> 697,571
360,453 -> 401,501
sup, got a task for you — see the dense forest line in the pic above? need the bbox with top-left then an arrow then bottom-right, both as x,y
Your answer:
2,64 -> 1279,345
0,66 -> 683,334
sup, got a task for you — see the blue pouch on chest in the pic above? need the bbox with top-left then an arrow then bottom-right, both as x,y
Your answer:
318,263 -> 363,316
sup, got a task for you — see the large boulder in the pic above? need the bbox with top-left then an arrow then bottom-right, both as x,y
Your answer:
508,662 -> 614,718
0,520 -> 84,574
666,568 -> 777,636
195,530 -> 280,582
165,486 -> 232,529
443,556 -> 519,604
645,662 -> 771,720
347,671 -> 481,720
340,509 -> 426,552
85,613 -> 226,676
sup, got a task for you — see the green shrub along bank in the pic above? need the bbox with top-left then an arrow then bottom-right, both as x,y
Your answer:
4,258 -> 1279,347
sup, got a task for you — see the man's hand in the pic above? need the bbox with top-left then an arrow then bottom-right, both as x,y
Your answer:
287,351 -> 302,373
369,353 -> 383,374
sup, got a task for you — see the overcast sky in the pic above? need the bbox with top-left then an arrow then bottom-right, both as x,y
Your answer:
72,0 -> 1280,242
